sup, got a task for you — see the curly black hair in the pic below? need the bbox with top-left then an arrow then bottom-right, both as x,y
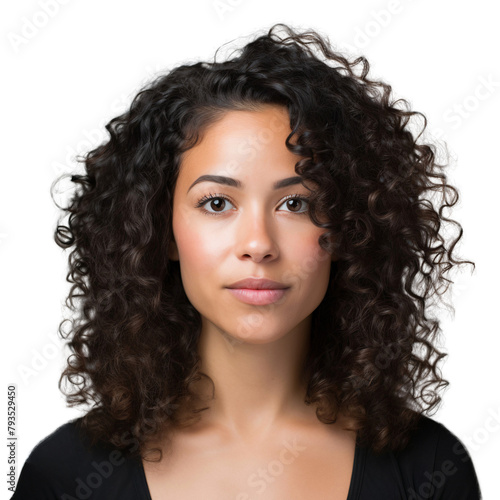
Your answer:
51,22 -> 474,461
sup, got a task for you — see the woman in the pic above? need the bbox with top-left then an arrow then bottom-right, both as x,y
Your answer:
12,23 -> 482,499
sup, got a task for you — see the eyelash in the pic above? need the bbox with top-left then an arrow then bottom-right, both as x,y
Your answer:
195,192 -> 310,217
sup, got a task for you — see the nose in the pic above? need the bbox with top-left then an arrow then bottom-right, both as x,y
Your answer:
236,206 -> 279,263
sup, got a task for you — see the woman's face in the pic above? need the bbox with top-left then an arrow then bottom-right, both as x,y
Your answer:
169,104 -> 335,344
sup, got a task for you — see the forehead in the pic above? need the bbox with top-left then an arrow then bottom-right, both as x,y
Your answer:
176,105 -> 301,188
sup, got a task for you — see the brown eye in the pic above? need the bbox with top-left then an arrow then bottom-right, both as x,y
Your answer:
285,198 -> 303,212
278,195 -> 310,214
209,198 -> 226,212
196,194 -> 234,216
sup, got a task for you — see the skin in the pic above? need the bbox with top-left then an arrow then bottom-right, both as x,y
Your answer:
167,104 -> 339,446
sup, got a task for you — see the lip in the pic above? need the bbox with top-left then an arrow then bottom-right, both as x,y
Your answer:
226,278 -> 288,290
227,288 -> 289,306
226,277 -> 290,306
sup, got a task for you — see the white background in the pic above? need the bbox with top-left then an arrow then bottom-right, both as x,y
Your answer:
1,0 -> 499,498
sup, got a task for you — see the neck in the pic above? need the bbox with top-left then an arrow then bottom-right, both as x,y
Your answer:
192,314 -> 316,442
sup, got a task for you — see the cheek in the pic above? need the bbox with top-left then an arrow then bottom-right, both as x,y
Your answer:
172,212 -> 227,288
173,229 -> 211,308
292,226 -> 330,262
284,230 -> 332,289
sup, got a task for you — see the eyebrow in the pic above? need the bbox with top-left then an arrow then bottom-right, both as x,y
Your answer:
187,175 -> 304,193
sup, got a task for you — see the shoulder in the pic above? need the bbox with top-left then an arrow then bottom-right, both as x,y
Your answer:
11,417 -> 141,499
395,414 -> 482,498
358,413 -> 482,499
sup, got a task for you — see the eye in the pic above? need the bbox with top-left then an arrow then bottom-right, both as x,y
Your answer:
195,193 -> 235,216
195,193 -> 310,216
278,194 -> 310,214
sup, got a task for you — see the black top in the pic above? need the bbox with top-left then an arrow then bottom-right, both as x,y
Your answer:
11,414 -> 482,499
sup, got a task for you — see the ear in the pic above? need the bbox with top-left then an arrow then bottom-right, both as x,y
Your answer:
168,239 -> 179,261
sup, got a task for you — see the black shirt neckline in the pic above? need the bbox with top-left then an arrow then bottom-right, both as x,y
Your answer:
132,439 -> 366,500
